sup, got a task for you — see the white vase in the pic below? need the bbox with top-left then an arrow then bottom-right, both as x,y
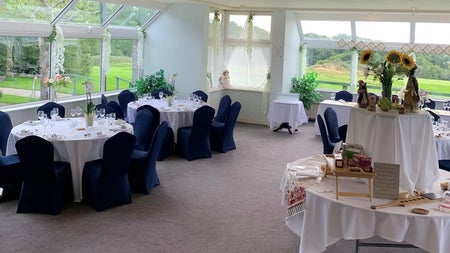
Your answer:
85,113 -> 94,128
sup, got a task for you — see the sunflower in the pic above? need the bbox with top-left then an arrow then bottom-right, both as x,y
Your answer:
359,49 -> 373,64
385,50 -> 402,65
401,53 -> 415,70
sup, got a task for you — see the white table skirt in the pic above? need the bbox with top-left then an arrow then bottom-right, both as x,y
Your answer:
435,136 -> 450,160
267,99 -> 308,130
6,118 -> 133,202
314,100 -> 357,135
346,107 -> 439,194
280,156 -> 450,253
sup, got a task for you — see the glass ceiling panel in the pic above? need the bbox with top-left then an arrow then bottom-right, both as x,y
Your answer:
355,21 -> 409,43
415,23 -> 450,45
60,0 -> 121,26
301,21 -> 351,40
109,6 -> 159,28
0,0 -> 71,23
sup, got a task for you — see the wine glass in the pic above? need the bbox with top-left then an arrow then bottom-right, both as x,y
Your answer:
51,108 -> 59,119
76,106 -> 82,118
70,108 -> 77,118
99,108 -> 106,119
68,118 -> 77,135
159,91 -> 164,99
37,110 -> 45,121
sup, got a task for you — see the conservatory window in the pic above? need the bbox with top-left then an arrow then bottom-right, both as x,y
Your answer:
301,21 -> 351,40
355,21 -> 410,43
0,0 -> 70,23
415,23 -> 450,45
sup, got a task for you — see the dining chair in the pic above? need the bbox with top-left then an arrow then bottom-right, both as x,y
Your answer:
37,102 -> 65,118
137,104 -> 174,161
15,135 -> 73,215
0,111 -> 22,202
101,94 -> 108,105
107,100 -> 124,119
128,121 -> 168,194
82,132 -> 136,212
323,107 -> 347,143
424,99 -> 436,109
118,89 -> 136,121
213,95 -> 231,123
176,106 -> 215,161
210,101 -> 241,153
132,108 -> 154,151
426,109 -> 440,122
335,90 -> 353,102
317,115 -> 336,154
192,90 -> 208,102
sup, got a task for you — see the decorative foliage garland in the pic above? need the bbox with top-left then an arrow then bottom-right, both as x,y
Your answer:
102,29 -> 111,74
54,25 -> 65,74
246,13 -> 254,57
212,10 -> 221,57
262,69 -> 271,114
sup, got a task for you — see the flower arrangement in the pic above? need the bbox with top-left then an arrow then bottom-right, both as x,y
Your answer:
44,74 -> 72,89
82,80 -> 95,115
359,49 -> 416,99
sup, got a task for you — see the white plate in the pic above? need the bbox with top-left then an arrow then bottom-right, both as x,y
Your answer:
23,120 -> 41,126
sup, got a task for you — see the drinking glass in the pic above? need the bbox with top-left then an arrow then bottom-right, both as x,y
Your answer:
330,93 -> 336,100
159,91 -> 164,99
37,110 -> 45,121
94,109 -> 100,119
70,108 -> 77,118
51,108 -> 59,119
76,106 -> 82,117
99,108 -> 106,118
68,118 -> 77,135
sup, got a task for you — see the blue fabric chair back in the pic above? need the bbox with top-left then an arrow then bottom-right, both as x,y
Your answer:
324,107 -> 341,143
107,101 -> 124,119
214,95 -> 231,123
128,121 -> 169,194
425,99 -> 436,109
137,104 -> 160,140
133,108 -> 154,151
317,115 -> 335,154
15,135 -> 73,214
177,106 -> 215,161
101,94 -> 108,105
210,101 -> 241,153
335,90 -> 353,102
151,88 -> 173,99
0,111 -> 13,156
192,90 -> 208,102
37,102 -> 65,118
118,90 -> 135,119
83,132 -> 136,211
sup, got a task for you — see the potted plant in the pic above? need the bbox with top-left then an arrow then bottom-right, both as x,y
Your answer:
131,69 -> 174,97
291,72 -> 323,117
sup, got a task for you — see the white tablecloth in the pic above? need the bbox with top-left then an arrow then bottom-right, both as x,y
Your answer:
435,136 -> 450,160
314,100 -> 357,135
6,118 -> 133,202
280,155 -> 450,253
267,99 -> 308,129
346,107 -> 439,194
127,99 -> 202,142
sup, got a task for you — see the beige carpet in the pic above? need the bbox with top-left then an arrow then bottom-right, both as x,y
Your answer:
0,122 -> 427,253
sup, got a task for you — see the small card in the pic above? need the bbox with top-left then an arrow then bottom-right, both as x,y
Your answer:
373,162 -> 400,200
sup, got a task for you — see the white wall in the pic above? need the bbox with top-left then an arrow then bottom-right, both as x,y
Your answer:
144,4 -> 209,99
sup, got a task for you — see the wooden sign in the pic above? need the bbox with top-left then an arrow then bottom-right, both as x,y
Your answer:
373,162 -> 400,200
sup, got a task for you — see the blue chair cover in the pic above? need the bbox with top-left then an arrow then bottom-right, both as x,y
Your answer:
107,101 -> 124,120
213,95 -> 231,123
176,106 -> 215,161
37,102 -> 65,118
425,99 -> 436,109
192,90 -> 208,102
210,101 -> 241,153
15,136 -> 73,214
439,160 -> 450,172
317,115 -> 336,154
324,107 -> 347,143
151,88 -> 173,99
426,109 -> 440,122
101,94 -> 108,105
82,132 -> 136,212
335,90 -> 353,102
0,111 -> 22,202
118,90 -> 136,120
132,108 -> 154,151
137,105 -> 160,142
128,121 -> 169,194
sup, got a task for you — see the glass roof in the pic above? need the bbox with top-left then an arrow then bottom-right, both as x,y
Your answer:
0,0 -> 160,29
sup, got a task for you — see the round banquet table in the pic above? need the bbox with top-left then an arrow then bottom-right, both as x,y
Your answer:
346,107 -> 440,194
6,118 -> 133,202
127,98 -> 205,142
280,155 -> 450,253
266,99 -> 308,130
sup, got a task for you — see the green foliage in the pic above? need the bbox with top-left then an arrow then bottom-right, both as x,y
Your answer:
291,72 -> 323,110
131,69 -> 174,97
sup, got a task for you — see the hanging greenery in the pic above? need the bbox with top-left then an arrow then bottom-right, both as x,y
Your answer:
102,29 -> 111,74
246,13 -> 254,57
54,25 -> 65,74
212,10 -> 221,57
137,30 -> 145,77
262,69 -> 271,114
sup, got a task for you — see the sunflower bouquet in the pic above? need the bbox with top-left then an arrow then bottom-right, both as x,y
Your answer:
359,49 -> 416,99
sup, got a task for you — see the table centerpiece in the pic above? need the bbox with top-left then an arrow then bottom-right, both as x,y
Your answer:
82,80 -> 95,127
